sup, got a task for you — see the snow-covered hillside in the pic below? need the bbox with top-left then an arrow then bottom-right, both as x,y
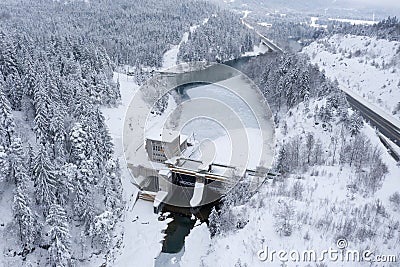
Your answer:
182,99 -> 400,267
303,34 -> 400,121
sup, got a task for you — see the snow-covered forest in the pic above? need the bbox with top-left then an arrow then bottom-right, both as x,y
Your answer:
1,1 -> 123,265
1,0 -> 399,266
328,17 -> 400,40
1,0 -> 215,68
178,12 -> 257,62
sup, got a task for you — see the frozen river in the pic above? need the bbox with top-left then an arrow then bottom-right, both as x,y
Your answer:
165,74 -> 275,172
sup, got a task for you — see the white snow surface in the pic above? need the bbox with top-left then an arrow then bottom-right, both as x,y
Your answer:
180,223 -> 211,267
162,17 -> 210,69
243,42 -> 270,57
303,34 -> 400,125
162,34 -> 189,70
328,18 -> 377,25
257,22 -> 272,27
310,16 -> 327,29
380,133 -> 400,158
101,73 -> 172,267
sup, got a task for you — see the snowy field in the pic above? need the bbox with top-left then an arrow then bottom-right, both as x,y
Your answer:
303,34 -> 400,123
328,18 -> 377,26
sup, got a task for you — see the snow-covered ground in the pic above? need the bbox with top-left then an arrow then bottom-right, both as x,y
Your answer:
303,34 -> 400,124
162,33 -> 190,69
243,43 -> 270,57
310,16 -> 327,29
257,22 -> 272,27
380,133 -> 400,159
101,73 -> 172,266
162,17 -> 210,69
180,223 -> 210,266
328,18 -> 377,25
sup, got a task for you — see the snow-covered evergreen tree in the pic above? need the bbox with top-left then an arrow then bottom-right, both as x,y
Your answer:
13,185 -> 39,247
5,73 -> 24,110
69,123 -> 90,165
88,211 -> 115,252
209,179 -> 251,236
103,159 -> 122,213
0,145 -> 10,182
274,199 -> 295,236
32,146 -> 56,209
46,204 -> 71,267
9,138 -> 28,185
348,111 -> 364,136
33,80 -> 51,144
49,102 -> 66,159
276,145 -> 287,174
0,85 -> 15,147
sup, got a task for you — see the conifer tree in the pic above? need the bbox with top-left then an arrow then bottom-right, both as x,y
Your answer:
33,81 -> 51,144
349,111 -> 364,136
0,85 -> 15,147
33,146 -> 56,208
46,204 -> 71,267
13,185 -> 39,247
9,138 -> 29,185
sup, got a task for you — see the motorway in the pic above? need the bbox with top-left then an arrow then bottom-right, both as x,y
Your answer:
346,93 -> 400,161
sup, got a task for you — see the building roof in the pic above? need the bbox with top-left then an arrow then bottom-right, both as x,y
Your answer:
146,129 -> 180,143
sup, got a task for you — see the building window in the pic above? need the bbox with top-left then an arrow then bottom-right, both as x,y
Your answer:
152,144 -> 163,152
